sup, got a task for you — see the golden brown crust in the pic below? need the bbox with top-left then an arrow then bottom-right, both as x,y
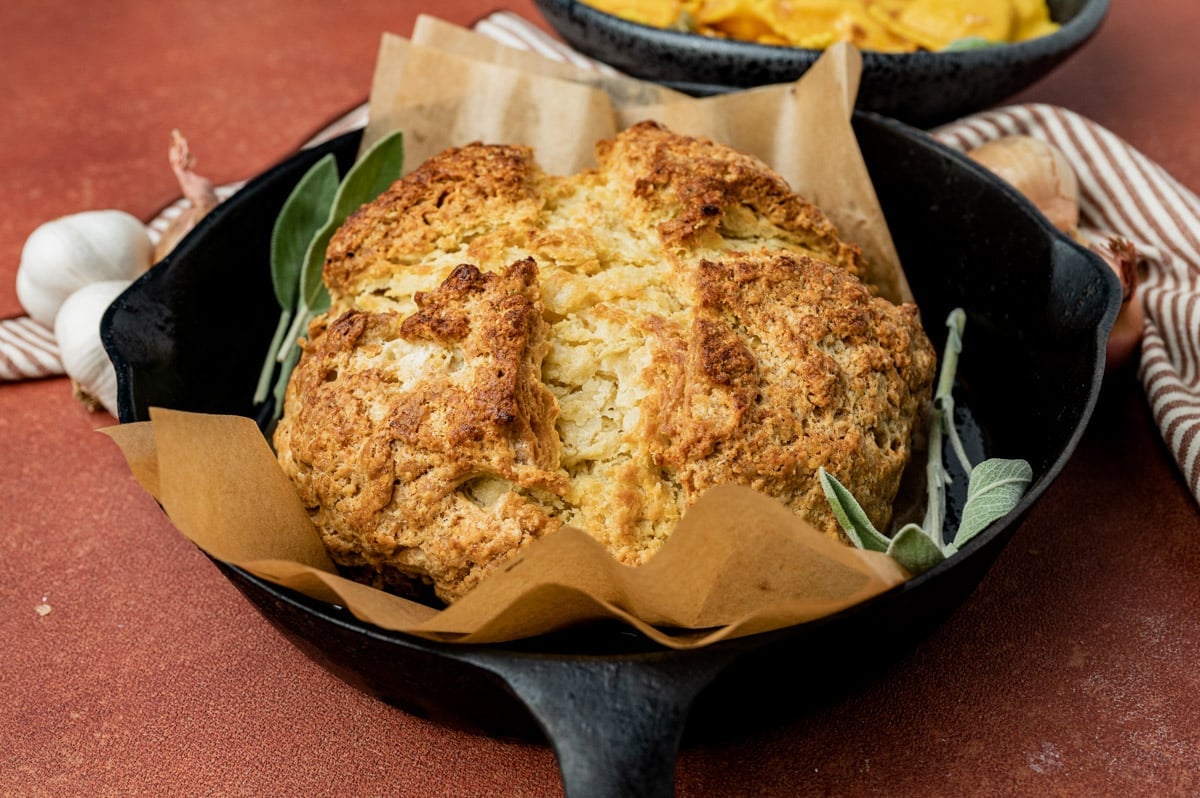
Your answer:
275,122 -> 936,603
648,253 -> 934,539
324,142 -> 547,299
594,121 -> 869,281
275,259 -> 565,600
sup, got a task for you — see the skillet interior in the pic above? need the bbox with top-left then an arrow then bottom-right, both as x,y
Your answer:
102,116 -> 1118,798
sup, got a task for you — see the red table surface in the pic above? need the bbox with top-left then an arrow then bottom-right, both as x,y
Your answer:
3,2 -> 1199,796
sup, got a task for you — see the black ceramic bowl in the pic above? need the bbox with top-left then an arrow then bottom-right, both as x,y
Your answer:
102,116 -> 1118,798
534,0 -> 1108,127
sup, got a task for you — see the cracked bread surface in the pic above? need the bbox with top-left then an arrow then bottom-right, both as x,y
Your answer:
273,121 -> 936,604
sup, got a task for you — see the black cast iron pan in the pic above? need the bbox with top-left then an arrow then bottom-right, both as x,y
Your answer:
102,114 -> 1119,798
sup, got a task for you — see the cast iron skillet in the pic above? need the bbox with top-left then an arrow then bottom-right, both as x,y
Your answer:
102,115 -> 1118,798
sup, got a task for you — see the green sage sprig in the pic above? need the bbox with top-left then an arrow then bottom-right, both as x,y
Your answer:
253,154 -> 339,406
819,308 -> 1032,575
254,131 -> 405,419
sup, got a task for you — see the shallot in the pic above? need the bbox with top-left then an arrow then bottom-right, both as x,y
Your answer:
1092,235 -> 1145,372
968,135 -> 1080,234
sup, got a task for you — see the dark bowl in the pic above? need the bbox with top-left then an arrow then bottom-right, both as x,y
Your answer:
533,0 -> 1109,127
101,115 -> 1118,798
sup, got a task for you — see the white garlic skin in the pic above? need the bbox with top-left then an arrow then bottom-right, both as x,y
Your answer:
16,210 -> 152,327
53,279 -> 131,417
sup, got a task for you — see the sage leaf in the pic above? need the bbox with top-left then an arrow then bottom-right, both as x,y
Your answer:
254,154 -> 339,404
818,467 -> 890,552
263,130 -> 406,421
331,130 -> 405,221
281,221 -> 336,353
291,130 -> 406,336
887,523 -> 946,575
815,307 -> 1032,576
952,458 -> 1033,549
270,154 -> 338,312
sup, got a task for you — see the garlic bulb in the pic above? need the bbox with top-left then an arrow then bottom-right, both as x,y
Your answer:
53,279 -> 131,417
16,210 -> 153,327
967,135 -> 1080,234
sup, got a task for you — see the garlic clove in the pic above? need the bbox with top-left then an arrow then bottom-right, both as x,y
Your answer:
968,135 -> 1080,234
16,209 -> 153,327
14,267 -> 64,332
53,279 -> 132,417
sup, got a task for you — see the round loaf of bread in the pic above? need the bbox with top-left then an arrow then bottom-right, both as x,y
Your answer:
273,121 -> 936,604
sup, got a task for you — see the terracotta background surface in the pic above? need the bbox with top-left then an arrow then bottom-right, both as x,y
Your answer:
3,1 -> 1199,796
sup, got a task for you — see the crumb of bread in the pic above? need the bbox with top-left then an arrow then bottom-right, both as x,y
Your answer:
273,121 -> 936,603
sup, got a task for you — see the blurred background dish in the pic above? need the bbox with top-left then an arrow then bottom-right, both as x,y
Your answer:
533,0 -> 1109,126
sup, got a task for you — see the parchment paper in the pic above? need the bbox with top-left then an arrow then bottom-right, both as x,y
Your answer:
104,409 -> 907,648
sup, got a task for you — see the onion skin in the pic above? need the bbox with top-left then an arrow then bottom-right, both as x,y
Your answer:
1092,236 -> 1145,373
153,130 -> 219,262
968,135 -> 1080,234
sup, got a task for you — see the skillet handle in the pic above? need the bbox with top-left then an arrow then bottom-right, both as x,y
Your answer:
479,651 -> 736,798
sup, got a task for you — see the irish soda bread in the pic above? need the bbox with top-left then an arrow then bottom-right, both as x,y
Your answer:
273,121 -> 936,603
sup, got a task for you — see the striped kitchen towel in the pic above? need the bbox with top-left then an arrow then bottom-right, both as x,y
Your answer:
3,11 -> 1197,507
0,316 -> 60,381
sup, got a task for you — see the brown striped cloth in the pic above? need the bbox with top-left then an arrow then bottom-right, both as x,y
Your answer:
3,12 -> 1197,506
0,316 -> 60,380
933,104 -> 1200,506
